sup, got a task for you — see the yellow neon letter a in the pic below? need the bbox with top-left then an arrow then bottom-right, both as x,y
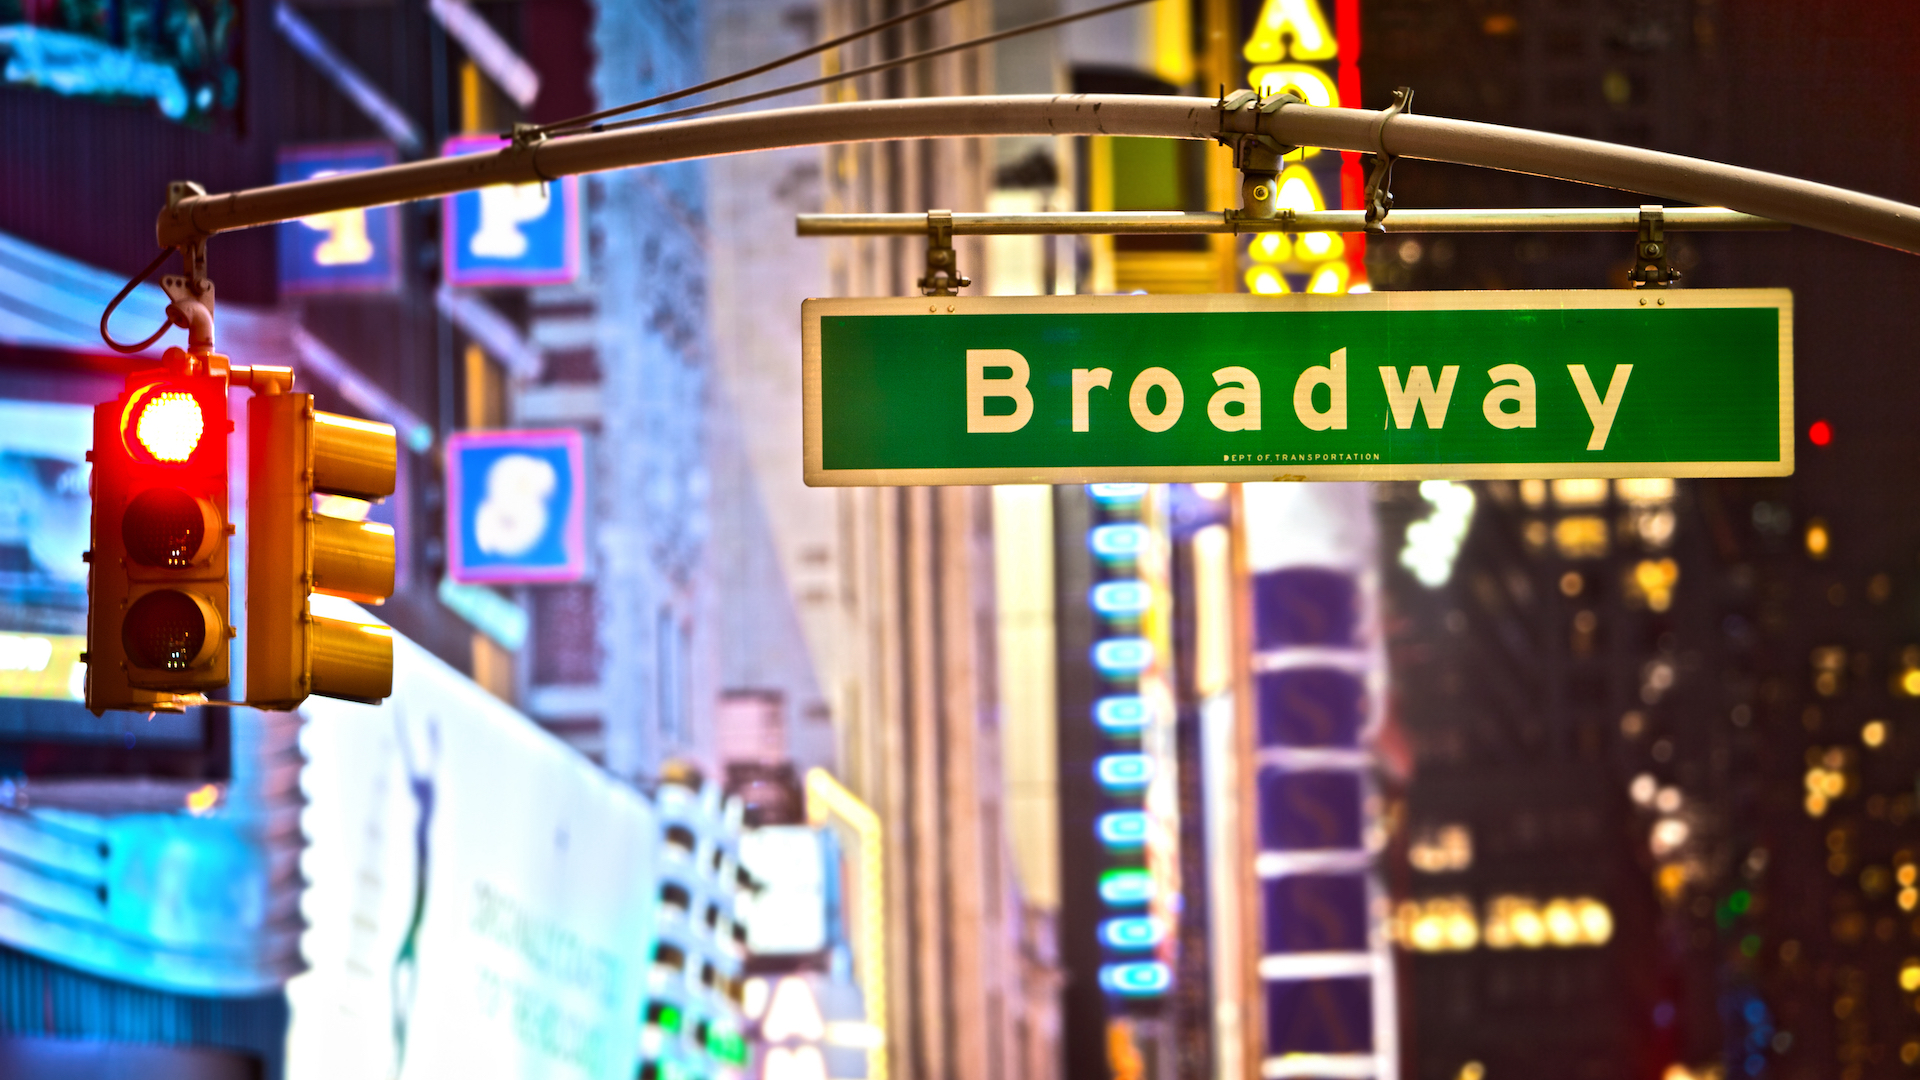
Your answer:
1244,0 -> 1338,63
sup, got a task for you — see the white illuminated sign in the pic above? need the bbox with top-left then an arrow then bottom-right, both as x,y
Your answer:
472,183 -> 555,260
737,826 -> 829,957
287,603 -> 662,1080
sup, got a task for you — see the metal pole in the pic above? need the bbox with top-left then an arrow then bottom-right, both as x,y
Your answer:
157,94 -> 1920,256
794,207 -> 1785,236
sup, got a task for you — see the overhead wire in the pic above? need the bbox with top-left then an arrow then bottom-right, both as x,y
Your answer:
523,0 -> 964,138
552,0 -> 1159,137
99,247 -> 176,354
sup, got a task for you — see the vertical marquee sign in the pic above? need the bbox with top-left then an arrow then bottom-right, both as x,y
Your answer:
1237,483 -> 1398,1080
1239,0 -> 1366,297
1056,484 -> 1186,1080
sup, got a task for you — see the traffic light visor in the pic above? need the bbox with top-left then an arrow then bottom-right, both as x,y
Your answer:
313,411 -> 398,500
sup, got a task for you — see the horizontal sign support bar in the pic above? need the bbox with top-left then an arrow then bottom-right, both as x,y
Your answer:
803,290 -> 1793,486
795,207 -> 1785,237
154,94 -> 1920,257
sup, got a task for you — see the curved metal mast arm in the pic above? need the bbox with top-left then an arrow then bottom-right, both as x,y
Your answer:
157,93 -> 1920,256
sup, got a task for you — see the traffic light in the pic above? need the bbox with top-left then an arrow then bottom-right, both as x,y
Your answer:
85,367 -> 233,714
247,391 -> 398,710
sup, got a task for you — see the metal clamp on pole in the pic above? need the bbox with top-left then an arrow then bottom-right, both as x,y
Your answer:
1363,87 -> 1413,232
1628,204 -> 1679,288
155,181 -> 221,366
166,182 -> 211,293
917,209 -> 971,296
1217,88 -> 1301,230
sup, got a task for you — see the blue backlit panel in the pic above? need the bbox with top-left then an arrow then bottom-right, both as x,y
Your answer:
1256,667 -> 1367,748
277,144 -> 403,296
0,14 -> 242,125
1256,769 -> 1364,851
1262,875 -> 1370,953
446,429 -> 588,584
1265,978 -> 1374,1055
1253,567 -> 1359,649
441,136 -> 582,287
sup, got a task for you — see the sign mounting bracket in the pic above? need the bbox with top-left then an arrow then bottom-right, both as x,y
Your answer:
1216,88 -> 1300,230
1628,204 -> 1680,288
917,209 -> 970,296
1363,87 -> 1413,233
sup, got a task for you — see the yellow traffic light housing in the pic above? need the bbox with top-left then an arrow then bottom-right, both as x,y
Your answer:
85,368 -> 233,714
247,392 -> 398,710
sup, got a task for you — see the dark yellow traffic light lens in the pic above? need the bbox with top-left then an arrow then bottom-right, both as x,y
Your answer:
122,487 -> 215,568
123,590 -> 219,670
133,391 -> 203,463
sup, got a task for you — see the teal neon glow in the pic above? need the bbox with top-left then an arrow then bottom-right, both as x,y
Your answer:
1100,868 -> 1154,905
1094,695 -> 1151,732
1092,638 -> 1152,675
1096,754 -> 1154,790
1089,523 -> 1149,559
1098,811 -> 1150,848
1090,580 -> 1151,616
1099,916 -> 1166,950
1099,961 -> 1171,996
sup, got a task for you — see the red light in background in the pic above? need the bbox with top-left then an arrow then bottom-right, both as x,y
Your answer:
1808,419 -> 1832,447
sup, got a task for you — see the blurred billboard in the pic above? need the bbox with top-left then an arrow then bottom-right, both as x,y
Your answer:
288,600 -> 661,1080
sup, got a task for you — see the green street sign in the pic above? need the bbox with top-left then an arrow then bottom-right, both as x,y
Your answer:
803,290 -> 1792,486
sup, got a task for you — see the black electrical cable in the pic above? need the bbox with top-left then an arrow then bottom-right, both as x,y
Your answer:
99,247 -> 176,355
525,0 -> 964,139
562,0 -> 1157,137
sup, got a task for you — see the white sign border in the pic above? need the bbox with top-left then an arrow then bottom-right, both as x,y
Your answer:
801,288 -> 1794,486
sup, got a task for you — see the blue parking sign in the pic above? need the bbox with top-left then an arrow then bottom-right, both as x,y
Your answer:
446,429 -> 586,584
441,136 -> 581,287
277,143 -> 402,295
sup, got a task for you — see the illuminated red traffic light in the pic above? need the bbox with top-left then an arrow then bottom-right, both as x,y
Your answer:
134,391 -> 203,461
121,383 -> 214,466
86,370 -> 232,712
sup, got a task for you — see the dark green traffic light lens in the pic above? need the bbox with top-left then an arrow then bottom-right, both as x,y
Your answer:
123,590 -> 211,670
